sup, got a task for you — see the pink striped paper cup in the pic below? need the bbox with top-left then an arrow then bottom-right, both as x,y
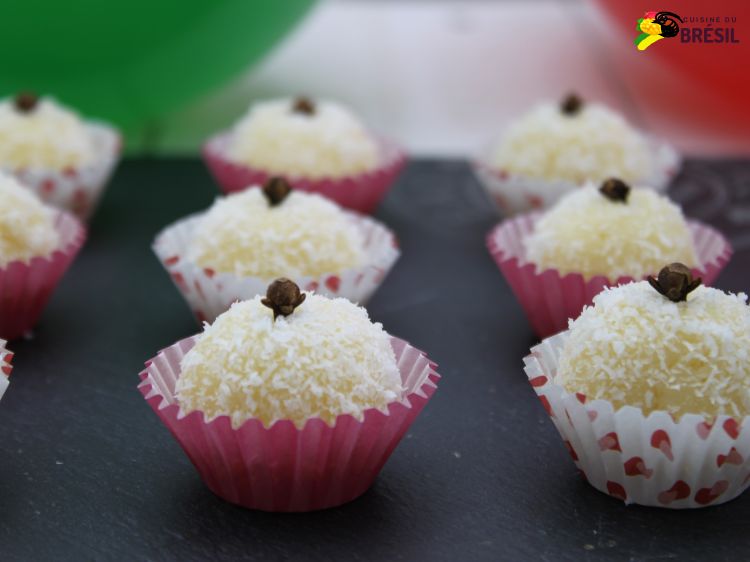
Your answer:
203,132 -> 406,214
138,335 -> 439,512
7,123 -> 121,221
0,211 -> 86,340
525,332 -> 750,508
487,213 -> 732,339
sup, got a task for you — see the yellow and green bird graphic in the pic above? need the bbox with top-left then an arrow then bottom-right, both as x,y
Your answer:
635,11 -> 682,51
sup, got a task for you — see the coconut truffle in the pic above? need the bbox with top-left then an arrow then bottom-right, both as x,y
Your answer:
557,280 -> 750,420
226,97 -> 379,178
524,183 -> 697,279
489,101 -> 654,184
176,292 -> 403,428
0,95 -> 95,170
186,187 -> 365,278
0,172 -> 59,266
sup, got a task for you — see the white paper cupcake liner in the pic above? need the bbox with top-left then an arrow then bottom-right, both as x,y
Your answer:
473,137 -> 680,216
0,339 -> 12,402
153,211 -> 400,322
7,122 -> 121,220
524,332 -> 750,508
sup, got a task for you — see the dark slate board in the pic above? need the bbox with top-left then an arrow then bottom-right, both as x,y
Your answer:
1,157 -> 748,561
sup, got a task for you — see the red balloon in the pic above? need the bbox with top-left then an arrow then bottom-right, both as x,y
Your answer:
590,0 -> 750,155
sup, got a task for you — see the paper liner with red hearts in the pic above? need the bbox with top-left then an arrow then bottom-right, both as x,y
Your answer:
138,335 -> 439,512
0,211 -> 86,340
203,132 -> 406,214
153,210 -> 400,323
472,137 -> 679,216
524,332 -> 750,508
0,339 -> 13,401
487,213 -> 731,339
6,123 -> 121,221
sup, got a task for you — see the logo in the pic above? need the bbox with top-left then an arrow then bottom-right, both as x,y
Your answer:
635,11 -> 682,50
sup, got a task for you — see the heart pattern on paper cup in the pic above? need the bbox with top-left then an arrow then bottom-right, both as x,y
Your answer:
7,123 -> 121,221
624,457 -> 653,479
472,137 -> 680,217
657,480 -> 691,505
650,430 -> 674,460
523,331 -> 750,508
153,210 -> 400,323
0,339 -> 12,402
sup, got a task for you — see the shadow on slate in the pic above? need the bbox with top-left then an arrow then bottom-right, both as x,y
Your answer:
0,157 -> 748,561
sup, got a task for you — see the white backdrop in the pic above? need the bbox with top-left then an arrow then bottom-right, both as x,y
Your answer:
154,1 -> 734,157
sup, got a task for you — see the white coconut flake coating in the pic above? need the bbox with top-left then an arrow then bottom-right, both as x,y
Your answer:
489,102 -> 654,184
557,282 -> 750,420
176,294 -> 403,428
0,171 -> 59,266
226,98 -> 379,178
0,97 -> 95,169
524,184 -> 696,280
186,188 -> 365,278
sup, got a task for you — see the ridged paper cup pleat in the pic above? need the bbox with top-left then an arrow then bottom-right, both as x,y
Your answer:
487,213 -> 732,338
138,335 -> 439,512
0,211 -> 86,340
0,339 -> 12,401
153,210 -> 401,323
202,131 -> 406,214
473,137 -> 680,216
6,123 -> 121,220
524,332 -> 750,508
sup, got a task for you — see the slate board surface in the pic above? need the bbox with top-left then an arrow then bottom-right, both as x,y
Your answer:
1,157 -> 749,561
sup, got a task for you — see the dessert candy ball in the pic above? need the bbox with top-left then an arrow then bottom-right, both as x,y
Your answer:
0,93 -> 95,170
226,97 -> 379,179
139,276 -> 438,512
0,171 -> 59,266
176,280 -> 402,428
489,95 -> 657,185
524,179 -> 696,279
557,266 -> 750,419
186,181 -> 365,278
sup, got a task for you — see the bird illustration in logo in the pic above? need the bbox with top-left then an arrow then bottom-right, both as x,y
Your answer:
635,11 -> 683,50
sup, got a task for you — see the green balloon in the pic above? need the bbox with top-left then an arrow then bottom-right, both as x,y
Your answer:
0,0 -> 314,132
